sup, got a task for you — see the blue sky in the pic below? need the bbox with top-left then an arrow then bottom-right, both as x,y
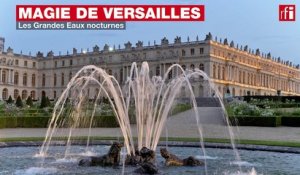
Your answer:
0,0 -> 299,64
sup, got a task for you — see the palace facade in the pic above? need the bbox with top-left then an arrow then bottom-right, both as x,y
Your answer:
0,33 -> 299,101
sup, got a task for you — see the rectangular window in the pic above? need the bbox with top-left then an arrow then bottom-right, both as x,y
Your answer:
70,59 -> 73,66
54,61 -> 57,68
182,49 -> 186,56
62,60 -> 65,67
191,48 -> 195,55
200,48 -> 204,54
15,60 -> 19,65
33,62 -> 36,68
24,61 -> 27,67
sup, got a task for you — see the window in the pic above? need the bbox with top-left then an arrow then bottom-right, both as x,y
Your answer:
42,74 -> 46,87
2,88 -> 8,100
191,48 -> 195,55
24,61 -> 27,67
30,91 -> 36,100
14,72 -> 19,85
43,62 -> 46,68
53,73 -> 57,86
69,72 -> 72,81
22,90 -> 27,100
156,66 -> 160,76
120,69 -> 123,83
199,63 -> 204,71
182,49 -> 186,56
168,70 -> 173,79
191,64 -> 195,71
15,60 -> 19,65
61,73 -> 64,86
182,65 -> 186,70
32,74 -> 36,87
70,59 -> 73,66
53,91 -> 57,99
2,70 -> 6,83
200,48 -> 204,54
62,60 -> 65,67
213,65 -> 216,78
33,62 -> 36,68
23,73 -> 27,86
14,89 -> 19,99
54,61 -> 57,68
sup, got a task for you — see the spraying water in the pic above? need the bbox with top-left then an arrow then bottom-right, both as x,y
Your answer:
38,61 -> 241,172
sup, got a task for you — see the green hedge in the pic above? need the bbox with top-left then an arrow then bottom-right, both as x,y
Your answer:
0,115 -> 119,128
281,116 -> 300,127
0,117 -> 49,128
229,116 -> 281,127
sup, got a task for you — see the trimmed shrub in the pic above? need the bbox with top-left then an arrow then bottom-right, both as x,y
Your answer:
40,95 -> 48,108
281,116 -> 300,127
26,96 -> 33,107
6,95 -> 13,104
0,115 -> 119,128
15,96 -> 23,108
93,115 -> 119,128
229,116 -> 281,127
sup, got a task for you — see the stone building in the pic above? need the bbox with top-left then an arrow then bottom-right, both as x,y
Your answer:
0,33 -> 299,101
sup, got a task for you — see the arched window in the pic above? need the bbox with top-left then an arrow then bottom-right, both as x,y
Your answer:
61,73 -> 64,86
199,63 -> 204,71
2,88 -> 8,100
23,73 -> 27,86
32,74 -> 36,87
156,66 -> 160,76
14,72 -> 19,85
190,64 -> 195,71
41,91 -> 46,97
2,70 -> 6,83
168,69 -> 173,79
54,74 -> 57,86
30,91 -> 36,100
42,74 -> 46,87
14,89 -> 19,99
22,90 -> 27,100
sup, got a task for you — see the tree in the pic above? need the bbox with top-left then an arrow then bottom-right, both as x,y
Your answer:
15,96 -> 23,108
26,96 -> 33,107
40,95 -> 47,108
6,95 -> 13,104
46,97 -> 51,107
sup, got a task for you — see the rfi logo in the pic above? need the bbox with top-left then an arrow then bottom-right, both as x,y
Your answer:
279,5 -> 296,21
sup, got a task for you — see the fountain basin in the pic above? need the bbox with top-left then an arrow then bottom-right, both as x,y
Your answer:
1,145 -> 300,175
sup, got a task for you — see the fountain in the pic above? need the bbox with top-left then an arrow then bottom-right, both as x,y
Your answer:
36,61 -> 242,174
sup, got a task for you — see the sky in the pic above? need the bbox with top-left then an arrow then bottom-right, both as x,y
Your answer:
0,0 -> 299,64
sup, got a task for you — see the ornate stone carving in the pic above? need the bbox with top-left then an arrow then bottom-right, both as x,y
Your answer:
205,32 -> 212,41
174,36 -> 181,44
124,41 -> 132,50
223,38 -> 228,45
93,45 -> 99,52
